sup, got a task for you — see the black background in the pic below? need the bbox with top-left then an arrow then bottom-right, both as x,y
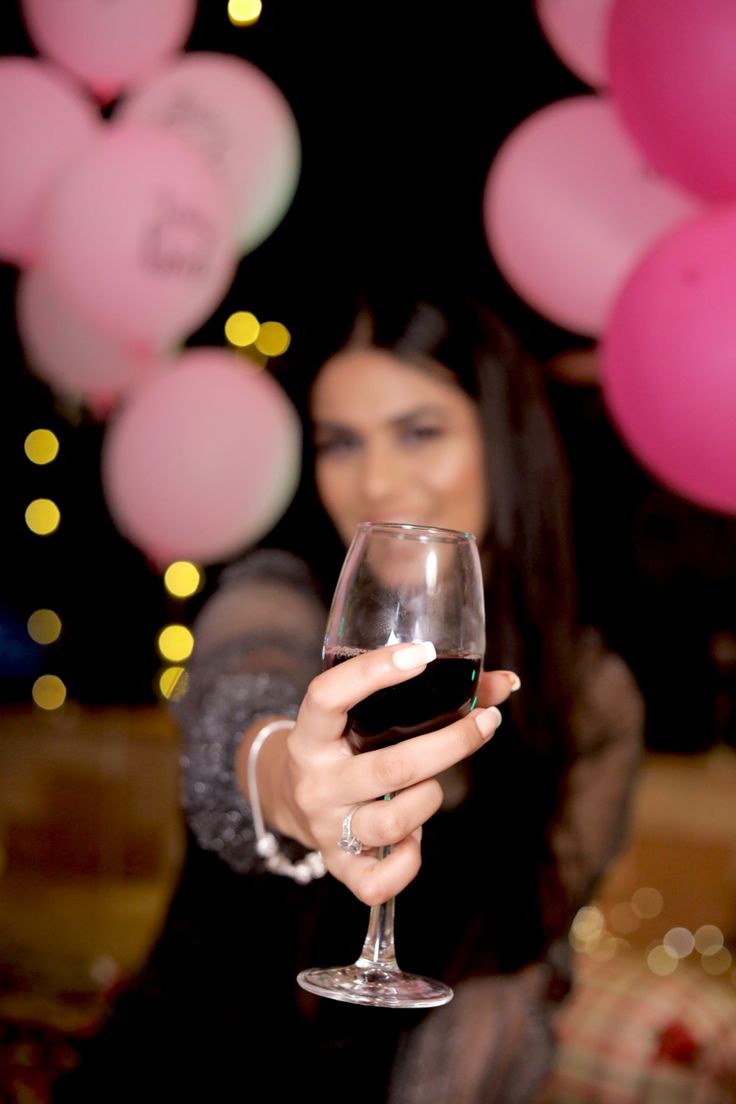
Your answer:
1,1 -> 735,750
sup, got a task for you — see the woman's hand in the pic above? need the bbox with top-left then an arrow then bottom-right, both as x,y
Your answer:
244,643 -> 515,905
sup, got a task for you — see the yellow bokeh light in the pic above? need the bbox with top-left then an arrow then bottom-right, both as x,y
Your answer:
32,674 -> 67,711
255,321 -> 291,357
24,429 -> 59,465
647,945 -> 678,976
164,562 -> 203,599
631,887 -> 663,920
225,310 -> 260,348
27,609 -> 62,645
158,666 -> 189,701
25,498 -> 61,536
157,624 -> 194,662
228,0 -> 262,26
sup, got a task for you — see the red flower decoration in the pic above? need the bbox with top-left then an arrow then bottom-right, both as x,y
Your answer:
655,1020 -> 701,1066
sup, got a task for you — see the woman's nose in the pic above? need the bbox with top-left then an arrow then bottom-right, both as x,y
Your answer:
360,443 -> 400,501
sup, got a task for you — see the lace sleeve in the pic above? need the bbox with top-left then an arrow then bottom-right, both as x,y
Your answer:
171,549 -> 327,873
546,632 -> 645,927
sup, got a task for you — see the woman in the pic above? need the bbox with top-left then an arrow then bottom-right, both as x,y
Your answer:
53,291 -> 643,1103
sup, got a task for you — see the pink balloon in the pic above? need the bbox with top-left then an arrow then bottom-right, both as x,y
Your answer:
608,0 -> 736,201
116,52 -> 301,255
535,0 -> 613,88
102,349 -> 302,565
601,206 -> 736,515
483,96 -> 701,336
16,268 -> 160,413
42,123 -> 238,349
0,57 -> 100,266
21,0 -> 197,104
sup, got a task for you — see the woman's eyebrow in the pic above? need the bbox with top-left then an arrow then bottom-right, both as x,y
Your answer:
313,405 -> 446,434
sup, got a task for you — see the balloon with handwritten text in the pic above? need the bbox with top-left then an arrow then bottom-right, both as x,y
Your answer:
117,52 -> 301,255
41,124 -> 238,351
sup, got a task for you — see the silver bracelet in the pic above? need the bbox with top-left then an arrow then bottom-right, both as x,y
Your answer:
247,718 -> 326,885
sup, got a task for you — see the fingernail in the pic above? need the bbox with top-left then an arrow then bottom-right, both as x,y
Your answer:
501,671 -> 521,692
476,706 -> 502,739
393,641 -> 436,670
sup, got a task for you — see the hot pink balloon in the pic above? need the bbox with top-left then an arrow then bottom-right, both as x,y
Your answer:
601,206 -> 736,515
21,0 -> 196,105
0,57 -> 100,267
483,96 -> 701,336
102,348 -> 302,565
16,268 -> 161,413
535,0 -> 613,88
608,0 -> 736,201
42,124 -> 238,350
116,52 -> 301,255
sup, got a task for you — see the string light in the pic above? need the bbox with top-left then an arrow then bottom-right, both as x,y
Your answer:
647,945 -> 678,976
25,498 -> 60,535
631,886 -> 663,919
608,901 -> 640,935
694,925 -> 724,956
164,562 -> 203,599
157,624 -> 194,662
32,674 -> 67,711
228,0 -> 262,26
255,320 -> 291,357
663,927 -> 695,959
158,666 -> 189,701
701,947 -> 732,976
24,429 -> 59,465
27,609 -> 62,644
225,310 -> 260,348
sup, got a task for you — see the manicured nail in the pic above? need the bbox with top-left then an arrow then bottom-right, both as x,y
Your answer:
476,706 -> 502,739
393,641 -> 436,670
500,671 -> 521,692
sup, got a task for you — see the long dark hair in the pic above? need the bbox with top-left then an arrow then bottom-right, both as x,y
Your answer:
268,290 -> 579,789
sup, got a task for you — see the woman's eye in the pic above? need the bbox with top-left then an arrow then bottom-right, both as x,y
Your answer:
401,425 -> 443,444
314,434 -> 359,457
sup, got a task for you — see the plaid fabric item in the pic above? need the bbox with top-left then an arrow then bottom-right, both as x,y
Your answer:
538,953 -> 736,1103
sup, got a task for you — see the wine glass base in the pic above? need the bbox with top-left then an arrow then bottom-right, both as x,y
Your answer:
297,963 -> 454,1009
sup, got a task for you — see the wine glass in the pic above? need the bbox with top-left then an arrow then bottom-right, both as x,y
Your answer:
297,522 -> 485,1008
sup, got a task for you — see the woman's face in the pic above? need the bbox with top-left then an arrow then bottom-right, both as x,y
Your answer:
311,347 -> 489,547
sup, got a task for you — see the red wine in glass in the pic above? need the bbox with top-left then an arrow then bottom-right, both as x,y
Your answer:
325,648 -> 482,752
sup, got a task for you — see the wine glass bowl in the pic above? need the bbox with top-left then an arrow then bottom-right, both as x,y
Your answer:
297,522 -> 485,1008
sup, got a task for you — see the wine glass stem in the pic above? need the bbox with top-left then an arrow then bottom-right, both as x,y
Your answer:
354,844 -> 400,972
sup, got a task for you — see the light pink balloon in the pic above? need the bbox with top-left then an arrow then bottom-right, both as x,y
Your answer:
116,52 -> 301,255
483,96 -> 701,336
42,123 -> 238,350
0,57 -> 100,267
608,0 -> 736,201
102,349 -> 302,565
535,0 -> 613,87
21,0 -> 197,105
16,268 -> 161,413
601,206 -> 736,515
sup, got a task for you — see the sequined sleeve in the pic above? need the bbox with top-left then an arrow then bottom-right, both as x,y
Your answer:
171,549 -> 327,874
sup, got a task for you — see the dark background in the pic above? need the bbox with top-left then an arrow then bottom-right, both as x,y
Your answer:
2,1 -> 735,750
